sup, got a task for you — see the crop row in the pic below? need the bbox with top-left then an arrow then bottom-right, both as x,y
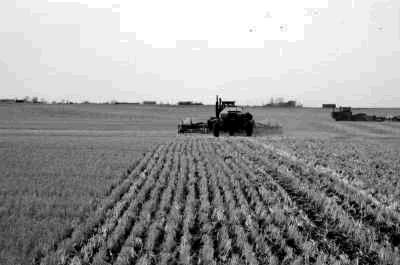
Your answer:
42,137 -> 400,264
41,142 -> 176,265
267,138 -> 400,208
227,138 -> 400,264
201,139 -> 348,264
245,139 -> 400,247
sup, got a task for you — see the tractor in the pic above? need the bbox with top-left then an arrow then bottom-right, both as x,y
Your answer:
332,107 -> 387,122
207,96 -> 255,137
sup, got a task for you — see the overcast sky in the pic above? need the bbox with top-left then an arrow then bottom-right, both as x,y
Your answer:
1,0 -> 399,106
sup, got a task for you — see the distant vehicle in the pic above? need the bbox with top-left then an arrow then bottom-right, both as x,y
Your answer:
207,96 -> 255,137
331,107 -> 394,122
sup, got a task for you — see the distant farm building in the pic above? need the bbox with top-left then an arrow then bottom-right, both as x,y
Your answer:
322,104 -> 336,109
264,100 -> 300,108
142,101 -> 157,105
178,101 -> 203,106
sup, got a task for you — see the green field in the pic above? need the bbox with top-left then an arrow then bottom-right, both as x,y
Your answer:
1,103 -> 400,265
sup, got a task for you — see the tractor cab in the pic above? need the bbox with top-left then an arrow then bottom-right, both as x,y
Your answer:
338,107 -> 352,112
215,98 -> 236,118
220,106 -> 243,116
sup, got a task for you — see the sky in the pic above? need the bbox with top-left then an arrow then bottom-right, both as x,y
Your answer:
0,0 -> 399,107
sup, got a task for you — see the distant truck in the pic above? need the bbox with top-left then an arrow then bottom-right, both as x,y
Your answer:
331,107 -> 400,122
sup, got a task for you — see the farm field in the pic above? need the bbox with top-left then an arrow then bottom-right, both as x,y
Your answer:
41,136 -> 400,265
1,103 -> 400,264
0,104 -> 175,265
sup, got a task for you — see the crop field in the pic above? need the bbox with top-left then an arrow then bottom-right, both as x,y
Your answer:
2,104 -> 400,264
38,135 -> 400,265
0,104 -> 175,265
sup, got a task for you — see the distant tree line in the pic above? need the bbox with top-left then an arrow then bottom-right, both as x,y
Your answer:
1,97 -> 306,108
4,97 -> 310,107
0,97 -> 47,104
0,97 -> 207,106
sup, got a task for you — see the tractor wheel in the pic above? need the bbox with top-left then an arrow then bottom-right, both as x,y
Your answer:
245,123 -> 253,136
213,123 -> 220,137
